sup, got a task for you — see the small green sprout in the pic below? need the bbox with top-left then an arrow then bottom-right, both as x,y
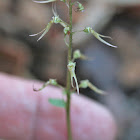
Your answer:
83,27 -> 117,48
79,80 -> 105,95
67,61 -> 79,94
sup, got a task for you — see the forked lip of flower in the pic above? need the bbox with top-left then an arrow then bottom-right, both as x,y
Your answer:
30,1 -> 69,41
83,27 -> 117,48
29,20 -> 53,41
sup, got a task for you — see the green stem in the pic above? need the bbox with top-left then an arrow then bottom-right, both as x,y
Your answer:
66,0 -> 73,140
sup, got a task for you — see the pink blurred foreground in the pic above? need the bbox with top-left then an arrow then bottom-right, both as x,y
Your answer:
0,73 -> 117,140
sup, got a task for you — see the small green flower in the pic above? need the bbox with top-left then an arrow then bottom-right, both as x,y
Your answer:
49,79 -> 58,86
64,26 -> 70,35
83,27 -> 117,48
83,27 -> 92,34
67,61 -> 79,94
73,49 -> 88,61
52,16 -> 61,24
30,15 -> 69,41
79,80 -> 89,89
29,20 -> 53,41
77,2 -> 84,12
64,26 -> 70,47
79,80 -> 105,94
73,50 -> 81,60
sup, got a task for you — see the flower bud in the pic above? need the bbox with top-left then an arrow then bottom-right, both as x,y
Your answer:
49,79 -> 58,86
64,26 -> 70,35
73,50 -> 81,60
77,2 -> 84,12
53,16 -> 61,24
79,79 -> 105,95
79,80 -> 89,88
83,27 -> 92,34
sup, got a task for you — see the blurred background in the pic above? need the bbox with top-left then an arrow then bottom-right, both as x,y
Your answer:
1,0 -> 140,139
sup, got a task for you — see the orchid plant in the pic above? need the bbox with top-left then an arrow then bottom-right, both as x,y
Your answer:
30,0 -> 116,139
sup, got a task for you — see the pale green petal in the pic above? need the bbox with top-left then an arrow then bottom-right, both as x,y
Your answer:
37,20 -> 53,41
73,74 -> 79,95
30,20 -> 53,41
37,29 -> 48,41
52,2 -> 58,17
97,35 -> 117,48
29,28 -> 46,37
71,76 -> 74,88
88,82 -> 105,95
33,0 -> 56,3
98,34 -> 112,40
60,21 -> 69,28
52,3 -> 69,27
79,80 -> 105,95
91,30 -> 117,48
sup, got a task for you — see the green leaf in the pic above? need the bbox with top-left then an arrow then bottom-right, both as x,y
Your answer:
48,98 -> 66,108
